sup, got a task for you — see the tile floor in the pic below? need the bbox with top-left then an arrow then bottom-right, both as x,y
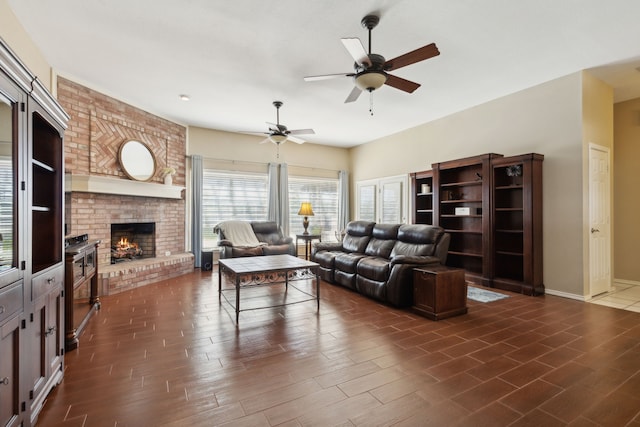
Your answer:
590,282 -> 640,312
36,270 -> 640,426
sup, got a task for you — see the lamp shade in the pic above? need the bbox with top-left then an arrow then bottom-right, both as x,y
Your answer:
354,71 -> 387,91
298,202 -> 314,216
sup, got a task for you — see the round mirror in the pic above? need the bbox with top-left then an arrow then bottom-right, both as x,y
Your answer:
118,140 -> 156,181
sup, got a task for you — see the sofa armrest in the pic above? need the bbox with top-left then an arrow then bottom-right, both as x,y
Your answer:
434,233 -> 450,264
217,239 -> 234,247
313,241 -> 343,252
390,255 -> 441,266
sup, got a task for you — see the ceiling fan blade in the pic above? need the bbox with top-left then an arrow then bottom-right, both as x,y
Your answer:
344,86 -> 363,103
288,135 -> 306,144
385,74 -> 421,93
341,38 -> 371,67
288,128 -> 315,136
238,130 -> 270,136
385,43 -> 440,71
304,73 -> 353,82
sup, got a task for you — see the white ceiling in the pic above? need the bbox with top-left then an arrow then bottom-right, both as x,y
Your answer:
8,0 -> 640,147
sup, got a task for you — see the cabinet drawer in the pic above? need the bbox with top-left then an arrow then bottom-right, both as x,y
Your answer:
0,281 -> 23,324
32,266 -> 63,301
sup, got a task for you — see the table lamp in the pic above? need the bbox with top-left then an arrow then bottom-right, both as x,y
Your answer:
298,202 -> 314,235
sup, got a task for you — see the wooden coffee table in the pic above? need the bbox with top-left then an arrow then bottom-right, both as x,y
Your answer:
218,254 -> 320,322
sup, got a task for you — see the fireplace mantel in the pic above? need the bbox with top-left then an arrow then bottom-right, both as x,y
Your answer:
65,174 -> 184,199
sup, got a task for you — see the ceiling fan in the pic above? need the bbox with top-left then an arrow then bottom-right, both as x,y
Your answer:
304,14 -> 440,105
249,101 -> 315,145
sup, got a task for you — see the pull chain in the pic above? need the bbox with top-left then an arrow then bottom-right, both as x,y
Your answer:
369,91 -> 374,116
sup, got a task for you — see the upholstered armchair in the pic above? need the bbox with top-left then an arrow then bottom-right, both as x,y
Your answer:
214,220 -> 296,258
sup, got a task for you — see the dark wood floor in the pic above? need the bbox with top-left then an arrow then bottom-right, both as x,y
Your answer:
37,269 -> 640,426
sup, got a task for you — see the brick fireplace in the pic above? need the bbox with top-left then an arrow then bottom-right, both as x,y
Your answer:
59,77 -> 194,295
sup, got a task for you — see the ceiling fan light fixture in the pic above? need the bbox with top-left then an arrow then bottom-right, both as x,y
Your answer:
354,71 -> 387,91
269,133 -> 287,144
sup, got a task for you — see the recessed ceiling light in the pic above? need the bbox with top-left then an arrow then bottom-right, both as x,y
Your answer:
179,94 -> 190,101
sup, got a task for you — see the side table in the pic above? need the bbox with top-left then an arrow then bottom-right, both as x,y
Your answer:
412,266 -> 467,320
296,233 -> 321,260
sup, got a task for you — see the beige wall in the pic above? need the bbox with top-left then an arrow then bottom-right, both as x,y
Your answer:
350,73 -> 589,297
613,98 -> 640,283
0,0 -> 52,91
187,126 -> 350,176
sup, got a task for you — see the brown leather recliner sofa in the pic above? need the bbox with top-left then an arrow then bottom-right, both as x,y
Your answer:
311,221 -> 450,307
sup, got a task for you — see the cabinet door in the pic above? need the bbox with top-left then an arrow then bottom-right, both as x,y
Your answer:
28,296 -> 46,407
0,316 -> 21,427
29,286 -> 63,421
45,289 -> 63,376
0,74 -> 24,289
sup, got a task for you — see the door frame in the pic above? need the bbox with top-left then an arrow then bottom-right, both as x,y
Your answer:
587,143 -> 612,298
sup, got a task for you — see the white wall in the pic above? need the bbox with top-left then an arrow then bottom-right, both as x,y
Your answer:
350,73 -> 588,297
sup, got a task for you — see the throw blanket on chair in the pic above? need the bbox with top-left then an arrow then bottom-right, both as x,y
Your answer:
217,221 -> 265,248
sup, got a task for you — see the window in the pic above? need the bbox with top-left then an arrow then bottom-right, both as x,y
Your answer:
202,170 -> 269,248
0,158 -> 13,270
288,176 -> 338,240
356,175 -> 408,224
357,184 -> 376,221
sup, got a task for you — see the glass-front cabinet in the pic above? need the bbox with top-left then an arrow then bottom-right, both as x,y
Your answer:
0,64 -> 23,427
0,38 -> 68,427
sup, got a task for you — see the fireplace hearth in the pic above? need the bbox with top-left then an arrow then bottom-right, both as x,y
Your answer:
111,222 -> 156,263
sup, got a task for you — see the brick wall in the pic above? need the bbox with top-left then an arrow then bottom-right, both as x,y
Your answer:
57,77 -> 190,285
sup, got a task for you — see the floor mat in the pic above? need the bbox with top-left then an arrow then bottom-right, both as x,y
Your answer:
467,286 -> 510,303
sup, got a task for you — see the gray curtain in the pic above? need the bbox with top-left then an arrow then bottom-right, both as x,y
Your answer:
191,155 -> 203,267
267,162 -> 279,222
279,163 -> 289,236
338,170 -> 349,232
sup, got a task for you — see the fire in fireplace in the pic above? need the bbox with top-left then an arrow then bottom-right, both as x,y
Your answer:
111,222 -> 156,263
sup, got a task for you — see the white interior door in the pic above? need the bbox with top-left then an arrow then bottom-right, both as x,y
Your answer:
589,144 -> 611,296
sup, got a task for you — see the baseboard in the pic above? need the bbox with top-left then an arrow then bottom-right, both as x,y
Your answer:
614,278 -> 640,287
544,289 -> 588,302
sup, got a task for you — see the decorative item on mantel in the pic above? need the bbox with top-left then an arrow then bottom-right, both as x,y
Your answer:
162,167 -> 176,185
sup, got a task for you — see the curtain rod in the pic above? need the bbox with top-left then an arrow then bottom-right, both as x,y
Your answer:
187,155 -> 341,174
